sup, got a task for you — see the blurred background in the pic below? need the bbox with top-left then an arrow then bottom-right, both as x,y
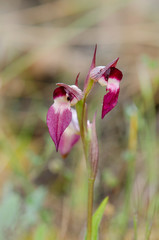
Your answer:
0,0 -> 159,239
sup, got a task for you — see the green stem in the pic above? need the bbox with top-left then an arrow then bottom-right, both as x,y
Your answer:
80,96 -> 89,168
87,177 -> 95,240
76,83 -> 96,239
80,99 -> 95,239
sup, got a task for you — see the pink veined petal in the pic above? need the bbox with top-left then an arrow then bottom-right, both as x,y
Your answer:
102,88 -> 120,119
59,131 -> 80,157
46,103 -> 72,151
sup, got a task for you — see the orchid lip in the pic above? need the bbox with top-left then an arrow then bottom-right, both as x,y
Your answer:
101,88 -> 120,119
101,68 -> 123,119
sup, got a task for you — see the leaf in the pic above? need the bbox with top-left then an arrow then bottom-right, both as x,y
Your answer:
92,197 -> 108,240
85,196 -> 108,240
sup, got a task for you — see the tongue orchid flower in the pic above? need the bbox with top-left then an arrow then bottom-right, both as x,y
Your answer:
46,83 -> 83,152
47,46 -> 123,156
90,57 -> 123,119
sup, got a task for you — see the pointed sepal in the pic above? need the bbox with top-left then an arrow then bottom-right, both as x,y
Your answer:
75,72 -> 80,86
84,45 -> 97,95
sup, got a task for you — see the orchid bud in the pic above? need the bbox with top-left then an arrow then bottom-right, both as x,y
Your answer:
89,113 -> 99,178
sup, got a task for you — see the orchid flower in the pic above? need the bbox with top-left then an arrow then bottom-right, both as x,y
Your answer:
46,83 -> 83,153
47,46 -> 123,158
89,57 -> 123,119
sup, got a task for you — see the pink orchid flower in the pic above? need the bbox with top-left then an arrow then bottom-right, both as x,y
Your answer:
90,57 -> 123,119
47,46 -> 123,157
46,83 -> 83,154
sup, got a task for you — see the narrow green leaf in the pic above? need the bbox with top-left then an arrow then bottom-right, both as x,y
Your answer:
85,196 -> 108,240
92,197 -> 108,240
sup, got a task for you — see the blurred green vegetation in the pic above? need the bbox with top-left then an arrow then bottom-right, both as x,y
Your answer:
0,0 -> 159,239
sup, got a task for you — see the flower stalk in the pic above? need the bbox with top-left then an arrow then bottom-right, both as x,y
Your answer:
76,83 -> 97,240
87,177 -> 95,240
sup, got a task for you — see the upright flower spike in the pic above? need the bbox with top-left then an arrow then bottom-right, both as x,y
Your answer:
90,58 -> 123,119
46,84 -> 83,152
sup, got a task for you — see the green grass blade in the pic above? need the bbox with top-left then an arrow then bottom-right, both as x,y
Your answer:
85,196 -> 108,240
92,197 -> 108,240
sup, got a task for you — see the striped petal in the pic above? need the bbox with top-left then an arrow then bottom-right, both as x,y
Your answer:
47,101 -> 72,151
